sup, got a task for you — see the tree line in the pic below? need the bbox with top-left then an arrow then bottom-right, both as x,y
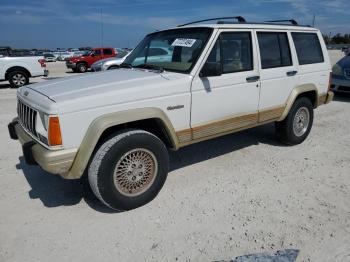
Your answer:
323,33 -> 350,45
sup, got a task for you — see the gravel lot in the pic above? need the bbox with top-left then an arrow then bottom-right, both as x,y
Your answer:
0,53 -> 349,262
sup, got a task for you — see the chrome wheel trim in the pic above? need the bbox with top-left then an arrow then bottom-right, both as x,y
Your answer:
113,148 -> 158,197
293,106 -> 310,137
12,73 -> 26,86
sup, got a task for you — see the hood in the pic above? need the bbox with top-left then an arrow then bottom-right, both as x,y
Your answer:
27,68 -> 190,114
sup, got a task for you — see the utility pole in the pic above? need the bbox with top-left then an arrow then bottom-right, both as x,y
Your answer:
312,14 -> 316,27
101,8 -> 104,47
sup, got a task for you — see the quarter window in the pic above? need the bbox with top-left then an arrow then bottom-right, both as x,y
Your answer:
257,32 -> 292,69
292,33 -> 324,65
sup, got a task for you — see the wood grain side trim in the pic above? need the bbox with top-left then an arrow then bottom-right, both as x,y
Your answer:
258,105 -> 285,123
175,105 -> 285,145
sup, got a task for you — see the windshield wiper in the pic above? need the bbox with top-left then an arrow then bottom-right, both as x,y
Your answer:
120,63 -> 133,69
134,63 -> 164,72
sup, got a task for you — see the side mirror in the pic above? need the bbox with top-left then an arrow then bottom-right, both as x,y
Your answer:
200,62 -> 222,77
91,53 -> 95,57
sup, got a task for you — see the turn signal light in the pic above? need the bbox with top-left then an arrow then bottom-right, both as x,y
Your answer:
48,116 -> 62,146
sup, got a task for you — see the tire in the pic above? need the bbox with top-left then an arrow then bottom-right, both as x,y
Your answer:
275,97 -> 314,145
108,65 -> 119,70
8,70 -> 29,88
88,129 -> 169,211
76,63 -> 87,73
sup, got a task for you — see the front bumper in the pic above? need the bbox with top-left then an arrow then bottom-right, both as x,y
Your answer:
331,78 -> 350,93
8,118 -> 77,177
66,61 -> 76,69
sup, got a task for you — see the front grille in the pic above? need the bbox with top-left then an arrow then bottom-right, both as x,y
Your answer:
17,99 -> 38,138
338,86 -> 350,92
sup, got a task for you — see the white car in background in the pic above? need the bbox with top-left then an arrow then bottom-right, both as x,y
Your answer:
0,55 -> 48,88
91,49 -> 132,71
44,53 -> 57,62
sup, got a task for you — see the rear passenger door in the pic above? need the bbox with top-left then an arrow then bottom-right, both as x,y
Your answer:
256,31 -> 298,122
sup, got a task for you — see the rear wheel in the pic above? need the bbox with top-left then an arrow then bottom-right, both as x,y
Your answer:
275,97 -> 314,145
8,70 -> 29,88
76,63 -> 87,73
88,129 -> 169,211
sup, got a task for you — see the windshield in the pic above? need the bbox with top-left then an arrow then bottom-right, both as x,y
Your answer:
124,27 -> 213,73
82,51 -> 91,56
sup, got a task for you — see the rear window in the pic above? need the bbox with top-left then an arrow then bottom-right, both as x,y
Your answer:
257,32 -> 292,69
292,33 -> 324,65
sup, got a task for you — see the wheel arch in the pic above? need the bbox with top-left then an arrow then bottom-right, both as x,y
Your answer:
66,108 -> 179,179
278,84 -> 319,121
5,66 -> 31,80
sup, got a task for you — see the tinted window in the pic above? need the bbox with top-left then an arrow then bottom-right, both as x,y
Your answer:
204,32 -> 253,74
292,33 -> 324,65
257,32 -> 292,69
103,49 -> 113,55
94,50 -> 101,56
221,32 -> 253,73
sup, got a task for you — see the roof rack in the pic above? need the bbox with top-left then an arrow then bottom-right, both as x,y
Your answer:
265,19 -> 298,25
177,16 -> 246,27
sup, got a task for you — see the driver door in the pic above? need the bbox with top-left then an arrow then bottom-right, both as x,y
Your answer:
190,30 -> 260,140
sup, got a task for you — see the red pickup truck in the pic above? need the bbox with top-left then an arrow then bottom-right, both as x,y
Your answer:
66,47 -> 117,73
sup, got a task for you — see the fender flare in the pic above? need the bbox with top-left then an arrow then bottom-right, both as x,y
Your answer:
65,107 -> 179,179
278,84 -> 319,121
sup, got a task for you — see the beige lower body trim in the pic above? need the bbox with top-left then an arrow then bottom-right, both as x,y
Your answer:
176,105 -> 285,146
14,122 -> 77,177
318,91 -> 334,106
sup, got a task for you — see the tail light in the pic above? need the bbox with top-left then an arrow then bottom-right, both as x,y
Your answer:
48,116 -> 62,146
38,59 -> 46,68
328,72 -> 332,91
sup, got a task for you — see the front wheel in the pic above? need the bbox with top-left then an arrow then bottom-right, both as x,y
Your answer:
88,129 -> 169,211
76,63 -> 87,73
275,97 -> 314,145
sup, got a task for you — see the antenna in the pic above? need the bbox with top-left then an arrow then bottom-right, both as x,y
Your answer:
100,8 -> 104,47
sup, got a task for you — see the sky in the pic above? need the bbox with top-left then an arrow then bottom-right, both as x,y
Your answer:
1,0 -> 349,49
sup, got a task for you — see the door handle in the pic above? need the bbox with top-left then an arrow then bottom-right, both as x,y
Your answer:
246,76 -> 260,82
286,70 -> 298,76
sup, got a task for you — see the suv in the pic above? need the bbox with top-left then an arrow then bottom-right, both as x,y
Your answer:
8,17 -> 333,211
66,48 -> 116,73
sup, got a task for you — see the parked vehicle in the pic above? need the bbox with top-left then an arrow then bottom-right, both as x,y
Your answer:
91,49 -> 131,71
44,53 -> 57,62
331,53 -> 350,93
0,52 -> 48,88
8,17 -> 333,211
66,47 -> 117,73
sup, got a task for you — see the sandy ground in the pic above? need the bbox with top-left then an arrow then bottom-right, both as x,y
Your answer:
0,52 -> 349,262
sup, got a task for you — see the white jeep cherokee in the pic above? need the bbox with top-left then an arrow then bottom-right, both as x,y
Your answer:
8,18 -> 333,211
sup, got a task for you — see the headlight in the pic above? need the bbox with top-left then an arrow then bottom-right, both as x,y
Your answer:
40,112 -> 49,131
332,64 -> 343,76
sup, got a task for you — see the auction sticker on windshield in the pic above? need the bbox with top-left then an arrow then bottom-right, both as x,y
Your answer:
171,38 -> 197,47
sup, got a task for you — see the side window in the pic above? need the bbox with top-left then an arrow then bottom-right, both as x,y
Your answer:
94,50 -> 102,56
103,49 -> 113,55
292,33 -> 324,65
203,32 -> 253,74
257,32 -> 292,69
221,32 -> 253,73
